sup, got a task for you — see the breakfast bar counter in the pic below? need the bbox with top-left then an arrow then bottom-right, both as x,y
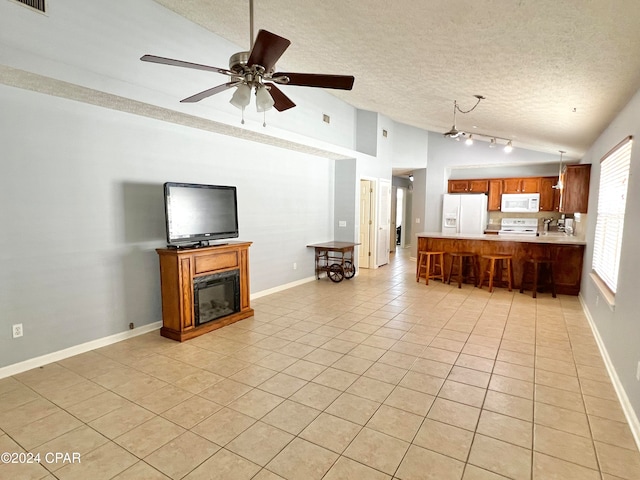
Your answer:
416,232 -> 586,295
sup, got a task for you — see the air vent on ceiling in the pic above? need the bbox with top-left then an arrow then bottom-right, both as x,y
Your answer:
14,0 -> 46,13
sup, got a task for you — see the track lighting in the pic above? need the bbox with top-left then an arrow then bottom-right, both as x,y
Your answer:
442,96 -> 513,152
443,96 -> 484,139
504,141 -> 513,153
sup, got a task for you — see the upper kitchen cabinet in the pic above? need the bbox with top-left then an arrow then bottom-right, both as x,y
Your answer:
502,177 -> 541,194
540,176 -> 560,211
448,179 -> 489,193
560,164 -> 591,213
488,179 -> 503,211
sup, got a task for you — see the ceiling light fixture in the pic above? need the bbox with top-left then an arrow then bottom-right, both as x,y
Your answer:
443,95 -> 484,139
443,96 -> 514,152
409,174 -> 414,182
504,141 -> 513,153
553,150 -> 565,189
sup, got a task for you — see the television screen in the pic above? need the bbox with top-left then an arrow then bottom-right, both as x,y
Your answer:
164,182 -> 239,245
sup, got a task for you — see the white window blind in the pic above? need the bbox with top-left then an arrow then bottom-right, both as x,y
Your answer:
592,137 -> 633,293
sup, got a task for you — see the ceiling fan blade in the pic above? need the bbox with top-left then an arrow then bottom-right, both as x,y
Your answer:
273,72 -> 355,90
180,81 -> 240,103
141,55 -> 235,76
247,30 -> 291,72
265,83 -> 296,111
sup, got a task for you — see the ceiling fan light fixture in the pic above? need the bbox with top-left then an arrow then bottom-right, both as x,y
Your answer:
489,138 -> 496,148
229,83 -> 251,109
255,85 -> 275,112
465,134 -> 474,146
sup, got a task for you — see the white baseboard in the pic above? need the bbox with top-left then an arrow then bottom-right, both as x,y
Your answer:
251,275 -> 317,300
579,294 -> 640,451
0,321 -> 162,380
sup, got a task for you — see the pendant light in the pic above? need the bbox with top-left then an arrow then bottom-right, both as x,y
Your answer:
553,151 -> 565,189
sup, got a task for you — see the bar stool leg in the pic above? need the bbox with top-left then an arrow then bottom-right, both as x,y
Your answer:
471,257 -> 479,287
425,254 -> 431,286
478,258 -> 486,290
488,258 -> 496,293
506,258 -> 513,292
447,255 -> 455,285
416,253 -> 424,282
437,253 -> 445,282
532,262 -> 539,298
549,263 -> 557,298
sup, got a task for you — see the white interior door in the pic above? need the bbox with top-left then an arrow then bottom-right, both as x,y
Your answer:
377,179 -> 391,266
359,180 -> 373,268
390,186 -> 397,254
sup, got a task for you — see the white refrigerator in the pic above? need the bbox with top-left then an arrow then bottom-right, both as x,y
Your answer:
442,194 -> 488,234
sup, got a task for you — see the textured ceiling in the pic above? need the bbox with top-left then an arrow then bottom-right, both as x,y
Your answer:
153,0 -> 640,158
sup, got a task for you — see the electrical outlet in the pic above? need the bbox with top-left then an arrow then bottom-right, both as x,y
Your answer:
293,262 -> 297,270
636,361 -> 640,382
12,324 -> 23,338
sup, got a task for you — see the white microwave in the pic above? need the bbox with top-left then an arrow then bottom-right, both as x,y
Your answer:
501,193 -> 540,213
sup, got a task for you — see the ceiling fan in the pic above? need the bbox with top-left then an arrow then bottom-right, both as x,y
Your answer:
140,0 -> 355,117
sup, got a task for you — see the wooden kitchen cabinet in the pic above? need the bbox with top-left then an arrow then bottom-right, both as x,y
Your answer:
539,176 -> 560,211
448,179 -> 489,193
488,179 -> 503,211
560,164 -> 591,213
502,177 -> 541,194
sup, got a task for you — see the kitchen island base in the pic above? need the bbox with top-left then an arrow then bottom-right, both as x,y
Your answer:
417,236 -> 584,296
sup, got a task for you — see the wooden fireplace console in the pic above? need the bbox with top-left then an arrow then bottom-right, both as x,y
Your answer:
156,241 -> 253,342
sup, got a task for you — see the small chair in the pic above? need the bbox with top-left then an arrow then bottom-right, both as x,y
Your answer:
478,254 -> 514,293
520,258 -> 557,298
447,252 -> 478,288
416,251 -> 445,285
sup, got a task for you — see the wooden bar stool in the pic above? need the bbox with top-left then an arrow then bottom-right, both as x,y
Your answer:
478,254 -> 514,293
520,258 -> 557,298
447,252 -> 478,288
416,251 -> 445,285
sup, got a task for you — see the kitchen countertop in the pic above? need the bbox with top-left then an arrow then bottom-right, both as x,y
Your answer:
416,231 -> 586,246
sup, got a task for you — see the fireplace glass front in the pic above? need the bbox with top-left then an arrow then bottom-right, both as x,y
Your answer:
193,270 -> 240,326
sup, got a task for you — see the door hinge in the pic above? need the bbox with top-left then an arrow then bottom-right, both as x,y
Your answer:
369,220 -> 372,225
368,252 -> 371,256
370,188 -> 373,193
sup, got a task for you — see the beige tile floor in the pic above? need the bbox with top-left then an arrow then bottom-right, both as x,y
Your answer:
2,248 -> 640,479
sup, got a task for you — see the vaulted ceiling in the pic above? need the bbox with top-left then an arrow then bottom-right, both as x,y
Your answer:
154,0 -> 640,159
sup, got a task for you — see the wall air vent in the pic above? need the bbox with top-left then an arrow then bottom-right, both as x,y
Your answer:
14,0 -> 46,13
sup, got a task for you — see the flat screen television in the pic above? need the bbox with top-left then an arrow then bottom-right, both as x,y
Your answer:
164,182 -> 239,246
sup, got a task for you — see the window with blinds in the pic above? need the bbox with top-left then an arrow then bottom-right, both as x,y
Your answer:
592,136 -> 633,294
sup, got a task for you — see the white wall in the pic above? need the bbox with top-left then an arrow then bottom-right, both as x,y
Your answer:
580,86 -> 640,422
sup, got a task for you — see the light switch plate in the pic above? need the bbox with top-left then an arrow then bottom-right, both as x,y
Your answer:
338,221 -> 347,227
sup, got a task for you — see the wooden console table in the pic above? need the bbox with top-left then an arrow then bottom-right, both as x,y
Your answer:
156,241 -> 253,341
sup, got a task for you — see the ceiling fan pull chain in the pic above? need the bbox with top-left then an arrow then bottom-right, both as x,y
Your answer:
241,106 -> 245,125
263,111 -> 267,127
